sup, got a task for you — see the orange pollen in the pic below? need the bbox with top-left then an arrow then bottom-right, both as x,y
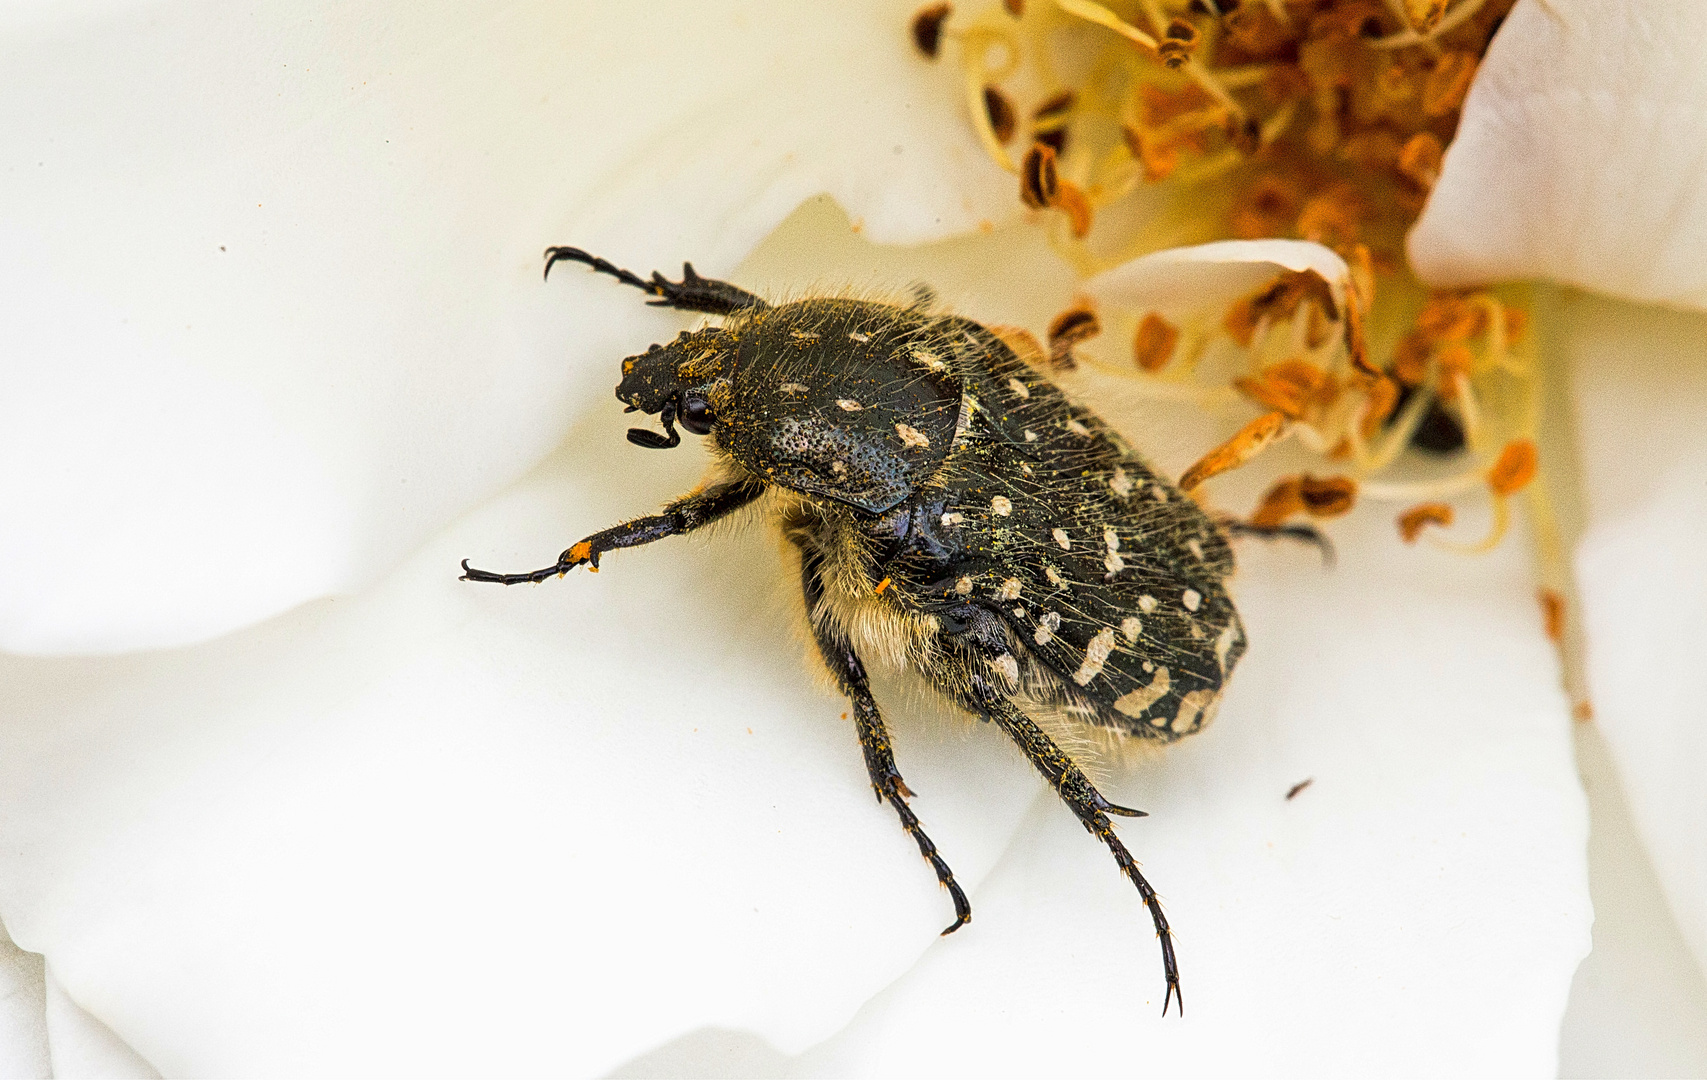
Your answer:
875,576 -> 893,596
1397,501 -> 1454,543
1538,588 -> 1565,643
1133,312 -> 1180,372
1250,476 -> 1305,528
1487,438 -> 1539,496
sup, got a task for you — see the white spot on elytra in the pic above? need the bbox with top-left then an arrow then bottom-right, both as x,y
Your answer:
995,577 -> 1023,601
836,398 -> 863,411
955,576 -> 973,596
1109,467 -> 1133,497
1151,484 -> 1169,502
895,423 -> 931,450
1183,588 -> 1202,612
1172,689 -> 1217,733
848,331 -> 870,343
831,460 -> 848,478
990,495 -> 1013,516
1103,526 -> 1120,551
1215,620 -> 1239,672
1114,666 -> 1171,720
1186,538 -> 1204,560
1024,429 -> 1038,442
1034,610 -> 1062,645
1067,419 -> 1091,437
1103,550 -> 1126,575
1045,566 -> 1064,587
1138,594 -> 1158,613
940,512 -> 965,527
914,347 -> 946,371
779,382 -> 809,394
1007,377 -> 1032,400
1120,616 -> 1142,643
1072,627 -> 1117,685
1020,462 -> 1035,476
1052,528 -> 1071,550
991,653 -> 1020,686
791,330 -> 820,343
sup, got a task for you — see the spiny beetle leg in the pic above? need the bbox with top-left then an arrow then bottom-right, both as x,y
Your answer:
543,246 -> 768,316
1222,517 -> 1335,568
797,543 -> 972,936
459,480 -> 764,586
967,665 -> 1182,1016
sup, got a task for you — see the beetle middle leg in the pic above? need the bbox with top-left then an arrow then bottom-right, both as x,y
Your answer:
796,543 -> 971,936
1221,517 -> 1336,566
941,612 -> 1183,1015
460,479 -> 764,584
542,246 -> 769,316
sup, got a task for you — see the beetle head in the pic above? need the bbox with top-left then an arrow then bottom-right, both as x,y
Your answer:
615,327 -> 734,449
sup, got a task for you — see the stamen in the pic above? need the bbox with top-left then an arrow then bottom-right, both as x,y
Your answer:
1486,438 -> 1538,496
984,85 -> 1019,143
913,3 -> 954,57
1047,301 -> 1101,368
1370,0 -> 1493,47
1179,411 -> 1288,493
1133,312 -> 1180,371
1397,501 -> 1454,542
1054,0 -> 1159,51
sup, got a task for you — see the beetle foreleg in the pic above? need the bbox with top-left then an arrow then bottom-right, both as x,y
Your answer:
796,544 -> 971,936
543,246 -> 769,316
460,479 -> 763,584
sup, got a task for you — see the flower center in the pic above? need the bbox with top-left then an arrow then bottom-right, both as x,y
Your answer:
916,0 -> 1565,624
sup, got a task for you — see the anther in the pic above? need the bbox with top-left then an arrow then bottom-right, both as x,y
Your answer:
912,3 -> 952,57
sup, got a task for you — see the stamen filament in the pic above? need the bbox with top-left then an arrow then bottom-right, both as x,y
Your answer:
1370,0 -> 1492,48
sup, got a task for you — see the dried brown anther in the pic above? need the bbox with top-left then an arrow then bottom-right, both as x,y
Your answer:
1020,142 -> 1060,208
912,3 -> 953,58
1047,302 -> 1101,368
983,85 -> 1018,143
1004,0 -> 1025,16
1158,19 -> 1201,68
1397,501 -> 1453,542
1133,312 -> 1180,372
1297,474 -> 1357,517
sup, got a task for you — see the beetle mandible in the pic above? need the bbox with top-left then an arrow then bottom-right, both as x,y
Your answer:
463,246 -> 1279,1016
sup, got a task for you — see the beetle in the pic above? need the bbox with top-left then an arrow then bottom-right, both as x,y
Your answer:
462,246 -> 1280,1016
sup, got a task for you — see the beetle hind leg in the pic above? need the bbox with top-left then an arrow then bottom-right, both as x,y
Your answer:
945,623 -> 1182,1015
796,545 -> 971,936
542,246 -> 769,315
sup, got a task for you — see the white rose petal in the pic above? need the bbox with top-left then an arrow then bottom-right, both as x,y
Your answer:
1410,0 -> 1707,311
0,0 -> 1015,655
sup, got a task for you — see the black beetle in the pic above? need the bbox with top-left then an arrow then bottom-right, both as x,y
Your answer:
462,246 -> 1274,1015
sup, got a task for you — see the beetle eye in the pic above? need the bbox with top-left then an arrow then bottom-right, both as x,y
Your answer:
678,394 -> 716,436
